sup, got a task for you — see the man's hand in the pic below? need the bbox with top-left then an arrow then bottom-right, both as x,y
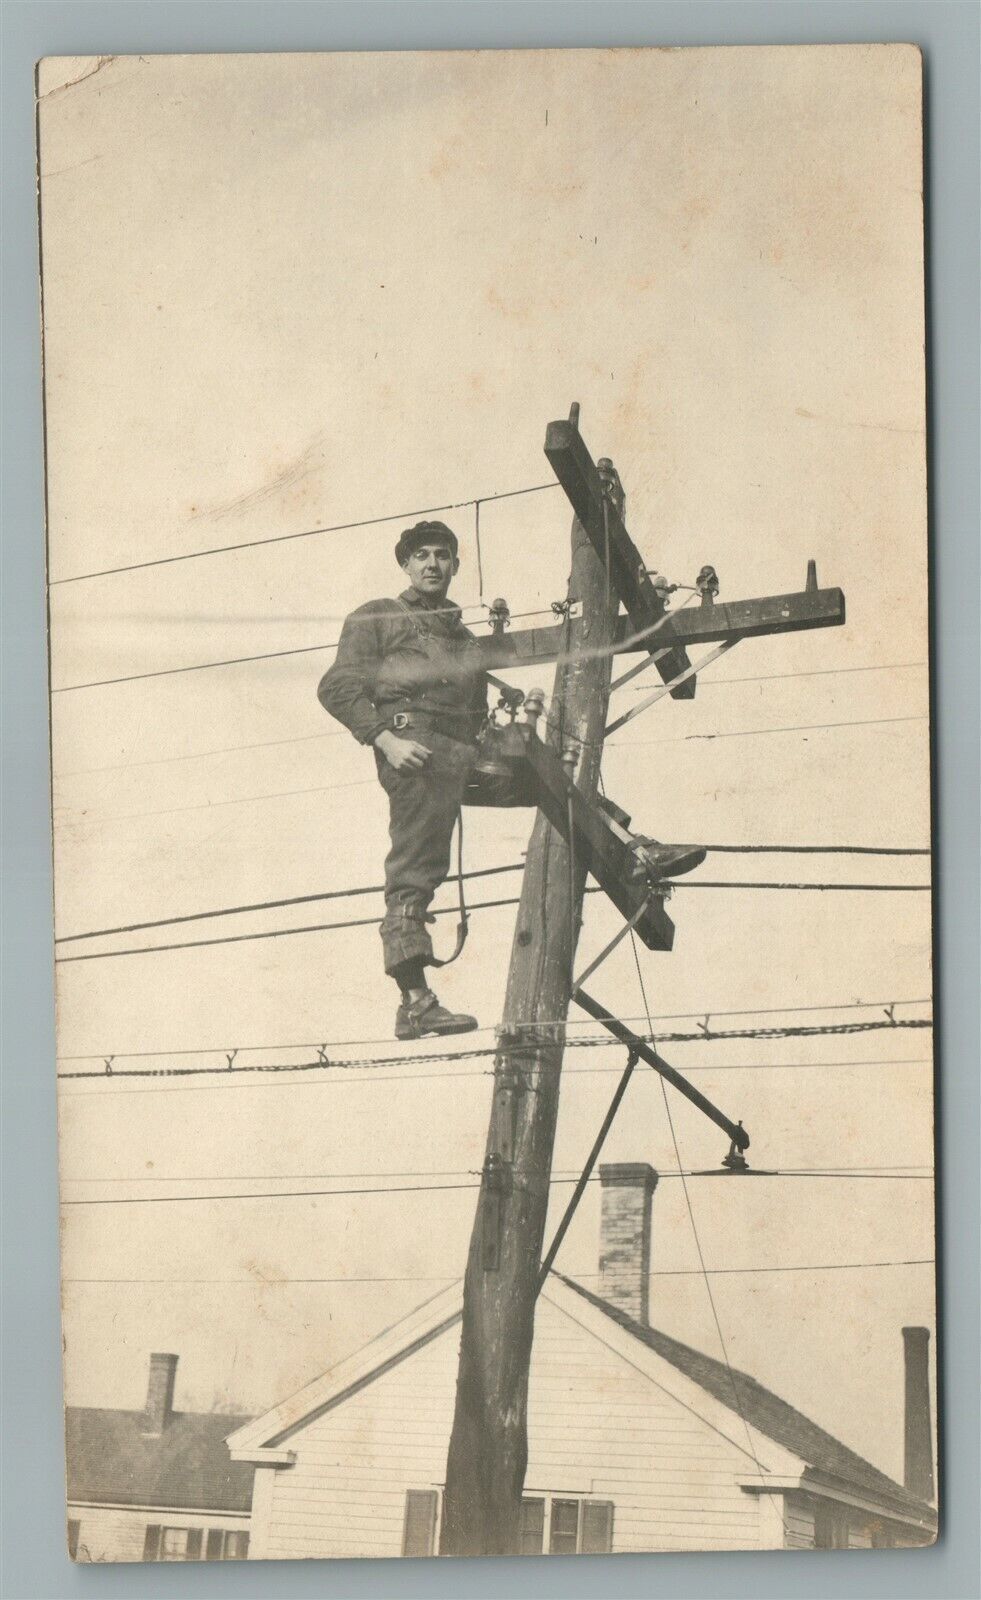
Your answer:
374,730 -> 432,773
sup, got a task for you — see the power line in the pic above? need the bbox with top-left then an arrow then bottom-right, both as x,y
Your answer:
50,599 -> 567,697
608,714 -> 928,748
55,1019 -> 933,1079
59,1175 -> 933,1207
699,844 -> 930,857
45,583 -> 676,694
60,1180 -> 480,1206
62,1260 -> 934,1284
49,481 -> 562,586
61,1166 -> 932,1184
626,923 -> 776,1510
576,1260 -> 935,1277
53,890 -> 526,962
55,862 -> 523,942
676,881 -> 931,892
54,846 -> 931,943
52,663 -> 928,778
54,729 -> 345,779
631,660 -> 926,691
56,1057 -> 932,1100
55,992 -> 934,1056
81,776 -> 377,828
55,996 -> 932,1057
54,879 -> 933,962
54,725 -> 933,830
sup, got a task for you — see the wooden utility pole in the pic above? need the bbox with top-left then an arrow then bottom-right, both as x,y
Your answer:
439,406 -> 845,1558
440,417 -> 621,1558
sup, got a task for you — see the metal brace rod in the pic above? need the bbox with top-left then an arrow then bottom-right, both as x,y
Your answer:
537,1048 -> 639,1292
570,896 -> 654,995
610,645 -> 672,692
573,988 -> 750,1152
605,637 -> 741,736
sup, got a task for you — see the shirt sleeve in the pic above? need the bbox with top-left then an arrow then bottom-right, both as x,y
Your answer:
317,606 -> 390,745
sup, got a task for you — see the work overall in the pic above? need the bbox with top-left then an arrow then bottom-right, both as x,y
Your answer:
318,589 -> 533,979
370,601 -> 486,977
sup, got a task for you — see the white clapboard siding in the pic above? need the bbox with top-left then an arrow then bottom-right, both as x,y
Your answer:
260,1296 -> 771,1560
68,1505 -> 249,1564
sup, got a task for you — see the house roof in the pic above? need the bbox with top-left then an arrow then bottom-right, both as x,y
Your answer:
227,1272 -> 935,1533
65,1407 -> 255,1514
556,1273 -> 936,1528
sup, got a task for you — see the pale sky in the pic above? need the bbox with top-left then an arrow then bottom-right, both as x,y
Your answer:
40,46 -> 932,1486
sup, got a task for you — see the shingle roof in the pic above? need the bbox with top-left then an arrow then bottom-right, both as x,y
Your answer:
65,1408 -> 255,1514
557,1274 -> 936,1530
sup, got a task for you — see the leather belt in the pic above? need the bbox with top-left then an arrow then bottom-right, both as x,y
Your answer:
387,708 -> 474,744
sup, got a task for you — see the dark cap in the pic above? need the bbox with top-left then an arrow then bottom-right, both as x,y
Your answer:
395,520 -> 459,566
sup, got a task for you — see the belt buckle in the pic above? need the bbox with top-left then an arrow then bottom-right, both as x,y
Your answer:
392,712 -> 409,730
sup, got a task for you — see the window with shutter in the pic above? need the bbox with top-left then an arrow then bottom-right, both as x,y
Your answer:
160,1527 -> 189,1560
548,1499 -> 580,1555
402,1490 -> 439,1557
223,1530 -> 250,1560
580,1501 -> 614,1554
519,1498 -> 545,1555
67,1520 -> 80,1560
142,1525 -> 162,1561
205,1528 -> 224,1561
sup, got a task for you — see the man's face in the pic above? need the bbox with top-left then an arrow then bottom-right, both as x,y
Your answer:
402,542 -> 459,601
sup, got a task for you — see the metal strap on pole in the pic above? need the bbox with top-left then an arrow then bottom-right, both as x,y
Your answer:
570,896 -> 653,994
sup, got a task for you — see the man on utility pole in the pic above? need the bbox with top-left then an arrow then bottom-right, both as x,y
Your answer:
317,521 -> 488,1041
439,434 -> 622,1558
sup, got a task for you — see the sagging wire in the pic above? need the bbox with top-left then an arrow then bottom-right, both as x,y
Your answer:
626,929 -> 790,1535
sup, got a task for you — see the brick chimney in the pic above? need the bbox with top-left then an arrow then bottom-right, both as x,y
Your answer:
598,1163 -> 658,1326
142,1352 -> 178,1436
902,1327 -> 934,1502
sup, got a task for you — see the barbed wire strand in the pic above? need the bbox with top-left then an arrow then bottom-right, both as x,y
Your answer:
55,1017 -> 933,1080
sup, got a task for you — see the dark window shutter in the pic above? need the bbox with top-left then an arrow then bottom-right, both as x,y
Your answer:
142,1525 -> 162,1561
581,1501 -> 614,1554
519,1499 -> 545,1555
185,1528 -> 203,1560
402,1490 -> 438,1557
205,1528 -> 224,1561
67,1520 -> 80,1560
814,1502 -> 849,1549
549,1499 -> 580,1555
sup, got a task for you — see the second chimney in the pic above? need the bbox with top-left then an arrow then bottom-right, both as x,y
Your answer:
902,1326 -> 935,1503
599,1163 -> 659,1326
142,1352 -> 178,1436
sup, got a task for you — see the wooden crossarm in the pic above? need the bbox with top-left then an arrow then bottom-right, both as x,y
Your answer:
473,583 -> 846,672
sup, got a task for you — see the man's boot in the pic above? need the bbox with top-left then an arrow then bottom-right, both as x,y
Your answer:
395,989 -> 478,1041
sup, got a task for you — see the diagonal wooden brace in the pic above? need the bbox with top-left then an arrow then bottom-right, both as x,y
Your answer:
544,417 -> 696,699
522,734 -> 706,952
